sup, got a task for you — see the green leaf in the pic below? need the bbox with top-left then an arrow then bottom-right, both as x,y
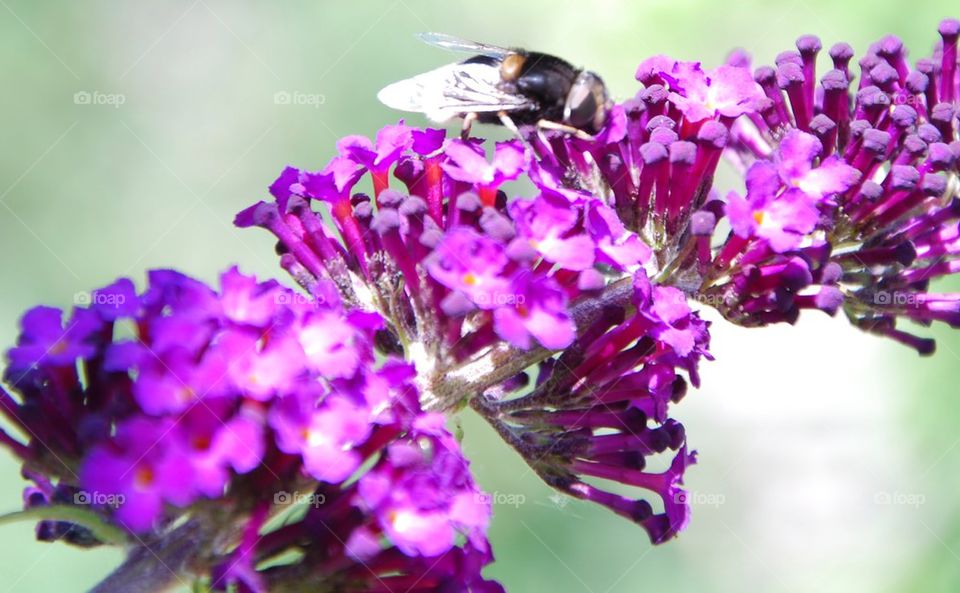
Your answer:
0,505 -> 128,545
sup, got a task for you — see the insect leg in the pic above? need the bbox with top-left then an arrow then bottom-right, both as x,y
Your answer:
497,111 -> 524,141
460,112 -> 478,139
536,119 -> 596,141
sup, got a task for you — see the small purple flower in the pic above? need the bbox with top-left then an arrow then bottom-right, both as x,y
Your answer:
131,346 -> 231,415
7,306 -> 101,370
411,126 -> 446,155
270,389 -> 372,483
442,140 -> 526,205
509,194 -> 595,271
775,130 -> 860,200
173,403 -> 264,498
425,226 -> 512,309
492,273 -> 576,350
219,267 -> 283,328
297,310 -> 374,379
340,122 -> 413,171
219,329 -> 306,401
81,417 -> 195,532
635,55 -> 697,86
268,165 -> 301,213
726,184 -> 819,252
571,446 -> 697,543
586,202 -> 651,270
669,64 -> 766,122
356,414 -> 490,557
339,121 -> 413,196
142,269 -> 222,319
647,288 -> 711,359
90,277 -> 139,321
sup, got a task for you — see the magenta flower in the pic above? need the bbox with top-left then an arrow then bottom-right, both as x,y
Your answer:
7,306 -> 101,370
425,226 -> 511,310
509,194 -> 596,271
492,273 -> 576,350
89,277 -> 139,320
586,201 -> 652,269
726,184 -> 819,252
356,414 -> 490,557
297,309 -> 375,379
219,266 -> 285,327
219,329 -> 306,400
81,417 -> 194,532
270,390 -> 372,482
170,403 -> 265,498
1,269 -> 501,590
339,121 -> 414,196
267,165 -> 301,214
442,139 -> 526,205
656,60 -> 767,122
774,130 -> 860,200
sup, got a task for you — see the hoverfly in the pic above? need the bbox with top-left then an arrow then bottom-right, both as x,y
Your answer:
377,33 -> 612,139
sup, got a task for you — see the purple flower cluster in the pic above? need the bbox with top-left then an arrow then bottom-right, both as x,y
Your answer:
474,274 -> 709,543
237,126 -> 648,362
713,21 -> 960,350
1,269 -> 500,591
229,17 -> 960,553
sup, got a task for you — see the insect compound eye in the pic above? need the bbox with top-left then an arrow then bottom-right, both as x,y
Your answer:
563,71 -> 610,133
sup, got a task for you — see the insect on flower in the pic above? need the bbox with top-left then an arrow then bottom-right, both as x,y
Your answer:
377,32 -> 612,139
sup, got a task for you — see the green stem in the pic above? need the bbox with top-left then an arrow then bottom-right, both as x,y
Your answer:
426,276 -> 636,411
86,520 -> 207,593
0,505 -> 127,545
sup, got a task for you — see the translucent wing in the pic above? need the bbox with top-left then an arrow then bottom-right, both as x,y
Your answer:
378,61 -> 537,122
416,32 -> 513,58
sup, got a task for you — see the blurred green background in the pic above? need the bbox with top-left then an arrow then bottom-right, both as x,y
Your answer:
1,0 -> 959,591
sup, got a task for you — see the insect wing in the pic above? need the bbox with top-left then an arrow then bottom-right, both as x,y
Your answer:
377,60 -> 536,122
416,32 -> 513,58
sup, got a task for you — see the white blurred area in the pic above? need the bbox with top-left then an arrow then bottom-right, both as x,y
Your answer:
682,309 -> 930,593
